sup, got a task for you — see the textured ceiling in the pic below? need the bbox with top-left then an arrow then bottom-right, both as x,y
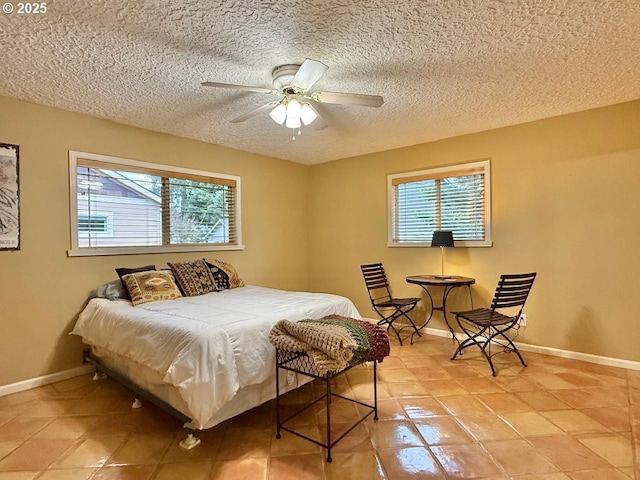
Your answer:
0,1 -> 639,165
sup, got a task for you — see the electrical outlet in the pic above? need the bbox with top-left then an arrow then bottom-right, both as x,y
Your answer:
518,314 -> 527,326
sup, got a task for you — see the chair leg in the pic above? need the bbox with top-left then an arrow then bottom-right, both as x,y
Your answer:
451,319 -> 498,375
491,326 -> 527,367
375,313 -> 403,346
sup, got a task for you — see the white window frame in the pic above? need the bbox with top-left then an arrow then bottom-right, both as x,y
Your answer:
387,159 -> 492,247
68,151 -> 243,257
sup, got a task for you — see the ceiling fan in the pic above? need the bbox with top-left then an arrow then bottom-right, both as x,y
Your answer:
202,59 -> 384,137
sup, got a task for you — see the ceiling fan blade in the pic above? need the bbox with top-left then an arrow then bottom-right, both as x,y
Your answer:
312,91 -> 384,108
201,81 -> 274,94
230,102 -> 279,123
291,59 -> 329,91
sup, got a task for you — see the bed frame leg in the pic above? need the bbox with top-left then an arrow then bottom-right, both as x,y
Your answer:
178,431 -> 201,450
92,371 -> 107,381
131,396 -> 143,409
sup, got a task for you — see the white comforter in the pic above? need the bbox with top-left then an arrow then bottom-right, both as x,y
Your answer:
71,285 -> 361,427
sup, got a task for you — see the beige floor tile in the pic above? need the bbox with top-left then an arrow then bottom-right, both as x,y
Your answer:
0,417 -> 52,441
419,379 -> 469,396
566,468 -> 635,479
400,397 -> 449,418
455,414 -> 520,441
31,416 -> 97,440
386,381 -> 431,397
500,411 -> 565,437
269,452 -> 327,480
528,435 -> 611,471
516,390 -> 571,411
413,416 -> 474,445
324,450 -> 385,480
581,407 -> 631,432
379,368 -> 419,383
107,433 -> 173,466
326,422 -> 374,454
209,457 -> 267,480
153,460 -> 213,480
36,467 -> 98,480
577,433 -> 635,468
368,419 -> 425,450
0,472 -> 39,480
552,387 -> 629,409
50,436 -> 126,469
377,446 -> 446,478
430,443 -> 504,478
0,441 -> 20,460
216,427 -> 273,460
482,439 -> 558,476
405,364 -> 451,380
270,425 -> 322,457
456,377 -> 506,394
0,438 -> 75,472
475,392 -> 534,413
373,398 -> 407,421
437,394 -> 493,416
540,410 -> 610,434
90,464 -> 156,480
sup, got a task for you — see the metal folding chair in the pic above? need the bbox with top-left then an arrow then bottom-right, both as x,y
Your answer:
451,272 -> 536,375
360,263 -> 421,345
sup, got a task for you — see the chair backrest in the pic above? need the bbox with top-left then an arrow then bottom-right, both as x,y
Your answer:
490,273 -> 537,315
360,263 -> 392,305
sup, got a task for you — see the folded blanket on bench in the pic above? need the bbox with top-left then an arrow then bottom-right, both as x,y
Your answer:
269,315 -> 390,375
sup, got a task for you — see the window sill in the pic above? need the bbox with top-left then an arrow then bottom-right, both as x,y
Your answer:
67,244 -> 245,257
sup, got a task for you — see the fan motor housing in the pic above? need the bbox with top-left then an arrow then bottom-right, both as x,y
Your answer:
272,64 -> 301,92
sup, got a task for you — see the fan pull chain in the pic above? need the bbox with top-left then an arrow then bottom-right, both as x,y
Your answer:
291,128 -> 302,141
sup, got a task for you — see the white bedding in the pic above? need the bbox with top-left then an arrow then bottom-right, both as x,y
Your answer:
72,285 -> 361,428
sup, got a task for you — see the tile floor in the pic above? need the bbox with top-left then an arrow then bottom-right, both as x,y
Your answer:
0,333 -> 639,479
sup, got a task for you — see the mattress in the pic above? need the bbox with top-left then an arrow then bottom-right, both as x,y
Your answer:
71,285 -> 362,428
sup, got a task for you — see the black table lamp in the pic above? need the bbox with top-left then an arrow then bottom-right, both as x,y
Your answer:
431,230 -> 454,277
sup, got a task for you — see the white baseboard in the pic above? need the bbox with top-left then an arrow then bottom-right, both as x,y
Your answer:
423,326 -> 640,372
0,365 -> 94,398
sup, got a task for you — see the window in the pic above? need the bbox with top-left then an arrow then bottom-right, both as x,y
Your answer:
68,151 -> 242,256
388,160 -> 491,247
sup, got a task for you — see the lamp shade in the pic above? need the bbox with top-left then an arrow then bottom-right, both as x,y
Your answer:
431,230 -> 454,247
269,103 -> 287,125
300,103 -> 318,125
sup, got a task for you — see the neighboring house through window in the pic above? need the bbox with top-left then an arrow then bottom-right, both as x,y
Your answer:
68,151 -> 242,256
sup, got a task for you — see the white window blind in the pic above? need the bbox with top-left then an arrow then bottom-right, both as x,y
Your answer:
388,160 -> 491,247
68,151 -> 242,256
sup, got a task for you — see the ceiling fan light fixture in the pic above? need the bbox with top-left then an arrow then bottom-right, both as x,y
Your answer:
286,98 -> 302,120
285,114 -> 301,129
269,103 -> 287,125
300,103 -> 317,125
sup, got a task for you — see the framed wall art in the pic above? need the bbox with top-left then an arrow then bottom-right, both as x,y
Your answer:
0,143 -> 20,250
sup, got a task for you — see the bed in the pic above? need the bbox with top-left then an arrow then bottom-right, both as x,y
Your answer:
71,275 -> 362,438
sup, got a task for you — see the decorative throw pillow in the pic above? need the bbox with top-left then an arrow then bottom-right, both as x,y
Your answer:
167,259 -> 217,296
121,271 -> 182,306
114,265 -> 156,299
204,259 -> 245,289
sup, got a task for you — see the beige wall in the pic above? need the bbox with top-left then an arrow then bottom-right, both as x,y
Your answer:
1,95 -> 639,389
0,95 -> 311,386
308,100 -> 640,363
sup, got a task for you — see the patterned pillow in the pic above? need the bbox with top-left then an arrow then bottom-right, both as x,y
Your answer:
168,259 -> 217,296
114,265 -> 156,299
204,259 -> 245,289
121,271 -> 182,306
